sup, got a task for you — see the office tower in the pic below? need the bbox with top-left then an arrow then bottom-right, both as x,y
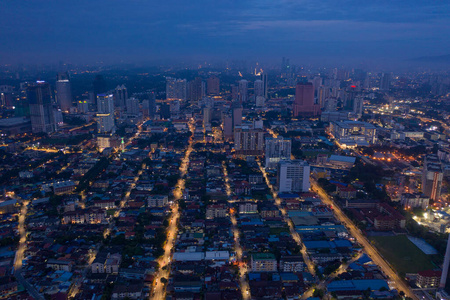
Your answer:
54,109 -> 63,127
422,155 -> 443,201
232,104 -> 243,129
55,72 -> 72,111
293,82 -> 320,117
188,77 -> 203,105
114,85 -> 128,108
277,160 -> 310,193
353,96 -> 364,118
27,81 -> 56,134
256,96 -> 265,108
261,73 -> 268,99
231,85 -> 239,101
380,73 -> 391,91
265,137 -> 292,169
126,97 -> 139,115
440,234 -> 450,288
207,75 -> 220,95
166,77 -> 187,100
93,75 -> 107,99
96,94 -> 115,133
254,80 -> 264,97
77,100 -> 89,113
238,80 -> 248,104
234,126 -> 265,156
223,115 -> 233,141
312,76 -> 322,96
203,107 -> 211,126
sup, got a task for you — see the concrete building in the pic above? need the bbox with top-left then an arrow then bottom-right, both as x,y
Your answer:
114,84 -> 128,108
97,94 -> 115,133
27,81 -> 56,134
265,137 -> 292,169
166,77 -> 187,101
293,82 -> 320,117
238,79 -> 248,104
207,75 -> 220,95
55,72 -> 73,111
277,160 -> 310,193
234,125 -> 265,156
330,120 -> 377,148
251,253 -> 277,272
422,155 -> 443,201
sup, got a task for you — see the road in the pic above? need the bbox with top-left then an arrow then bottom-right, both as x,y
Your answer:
151,121 -> 195,300
257,161 -> 316,276
311,179 -> 418,300
223,162 -> 251,300
14,200 -> 44,300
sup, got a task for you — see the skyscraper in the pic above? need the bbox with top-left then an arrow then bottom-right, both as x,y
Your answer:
126,97 -> 139,115
207,75 -> 220,95
353,96 -> 364,118
265,137 -> 292,169
166,77 -> 187,100
96,94 -> 115,133
234,126 -> 265,156
114,85 -> 128,108
261,73 -> 268,99
254,80 -> 264,97
293,82 -> 320,117
188,77 -> 202,105
440,234 -> 450,288
422,155 -> 443,201
238,79 -> 248,104
277,160 -> 310,193
27,81 -> 56,134
55,72 -> 72,111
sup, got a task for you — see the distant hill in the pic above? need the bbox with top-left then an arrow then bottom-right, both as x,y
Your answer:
410,54 -> 450,63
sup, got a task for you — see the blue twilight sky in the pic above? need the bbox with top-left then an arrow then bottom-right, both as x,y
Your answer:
1,0 -> 450,66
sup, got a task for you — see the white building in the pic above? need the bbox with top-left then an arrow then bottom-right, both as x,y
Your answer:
147,195 -> 169,207
277,160 -> 310,193
97,94 -> 115,133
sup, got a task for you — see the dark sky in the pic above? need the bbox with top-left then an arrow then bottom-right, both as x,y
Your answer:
2,0 -> 450,66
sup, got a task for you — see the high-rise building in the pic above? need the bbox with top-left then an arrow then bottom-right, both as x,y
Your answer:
265,137 -> 292,169
114,85 -> 128,108
188,77 -> 203,105
277,160 -> 310,193
96,94 -> 115,133
203,107 -> 211,126
422,155 -> 443,201
207,75 -> 220,95
238,79 -> 248,104
93,75 -> 107,99
254,80 -> 264,97
353,96 -> 364,118
231,85 -> 239,101
232,104 -> 242,130
440,234 -> 450,288
27,81 -> 56,134
261,73 -> 268,99
293,82 -> 320,117
223,115 -> 233,141
55,72 -> 72,111
234,125 -> 265,156
126,97 -> 139,115
166,77 -> 187,100
77,100 -> 89,113
147,92 -> 156,118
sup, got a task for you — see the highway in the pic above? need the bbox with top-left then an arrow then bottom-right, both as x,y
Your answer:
311,179 -> 418,300
257,161 -> 316,276
151,121 -> 194,300
223,162 -> 251,300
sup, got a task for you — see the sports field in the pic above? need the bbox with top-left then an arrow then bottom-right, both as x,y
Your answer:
370,235 -> 435,275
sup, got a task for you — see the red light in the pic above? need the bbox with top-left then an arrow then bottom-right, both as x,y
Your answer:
351,85 -> 356,88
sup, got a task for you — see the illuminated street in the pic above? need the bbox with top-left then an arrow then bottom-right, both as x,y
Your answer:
311,179 -> 418,300
151,121 -> 194,300
223,162 -> 251,300
257,160 -> 316,276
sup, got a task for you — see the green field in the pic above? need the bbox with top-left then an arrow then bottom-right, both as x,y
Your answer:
370,235 -> 435,275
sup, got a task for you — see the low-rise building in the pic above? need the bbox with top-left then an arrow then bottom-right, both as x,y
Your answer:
251,253 -> 277,272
